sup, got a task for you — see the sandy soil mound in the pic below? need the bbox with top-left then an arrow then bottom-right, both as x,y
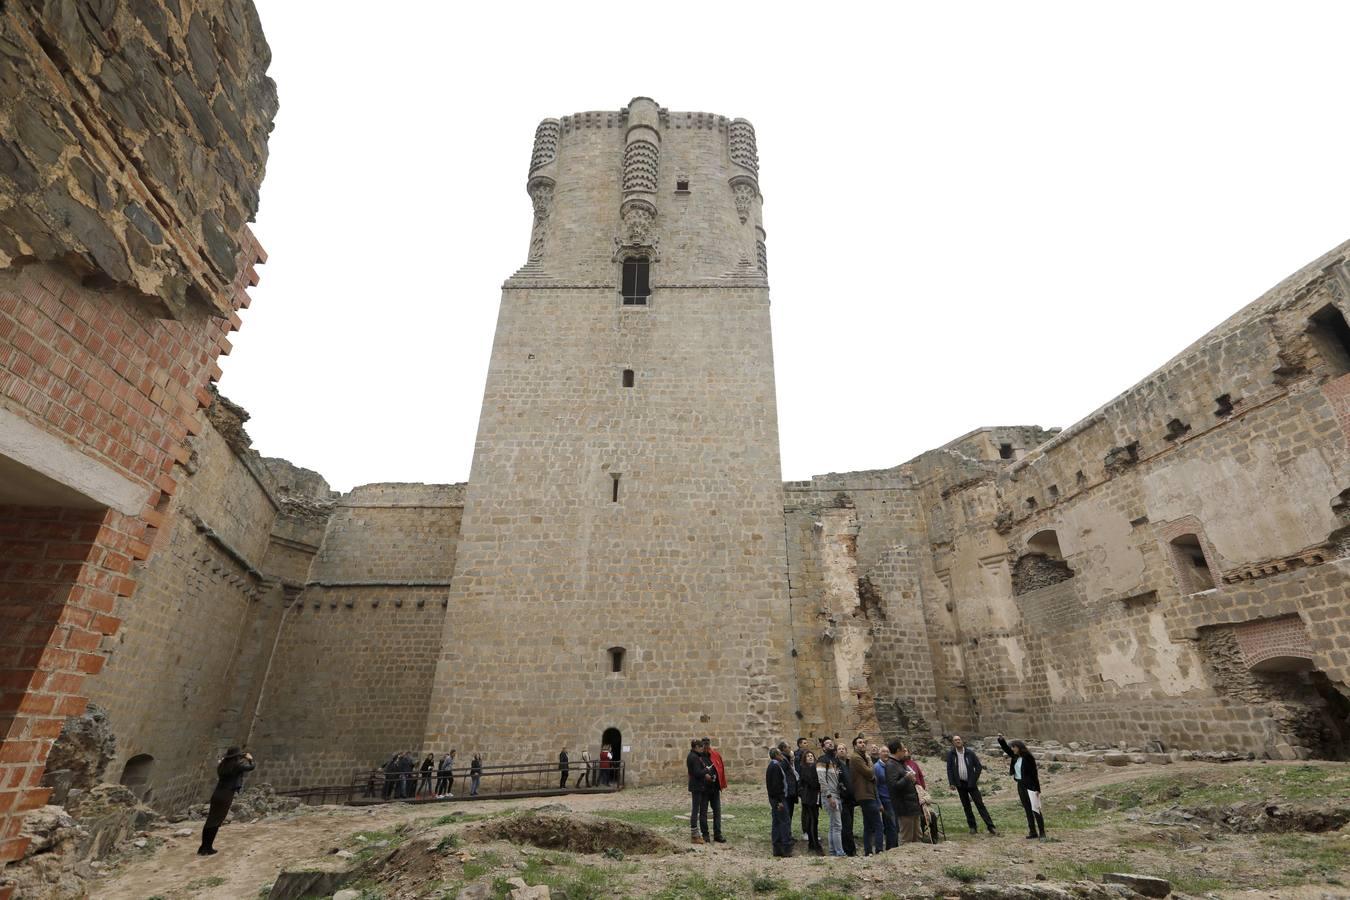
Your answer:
471,810 -> 677,855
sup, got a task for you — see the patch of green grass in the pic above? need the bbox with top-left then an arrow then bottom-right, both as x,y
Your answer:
347,827 -> 407,861
1044,858 -> 1131,882
750,872 -> 787,893
651,873 -> 743,900
1262,833 -> 1350,886
185,875 -> 227,891
1166,871 -> 1232,894
943,864 -> 985,883
500,854 -> 632,900
462,849 -> 502,880
435,833 -> 460,851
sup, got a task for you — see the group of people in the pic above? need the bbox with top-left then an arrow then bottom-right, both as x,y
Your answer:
759,731 -> 1047,858
369,750 -> 484,800
558,744 -> 617,788
763,735 -> 932,857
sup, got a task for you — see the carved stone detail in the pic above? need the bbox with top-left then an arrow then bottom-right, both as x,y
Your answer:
622,140 -> 659,194
756,239 -> 768,275
526,177 -> 554,264
730,175 -> 758,224
529,119 -> 560,173
729,119 -> 759,175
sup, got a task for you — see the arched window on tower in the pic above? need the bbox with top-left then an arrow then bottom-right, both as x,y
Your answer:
621,257 -> 650,305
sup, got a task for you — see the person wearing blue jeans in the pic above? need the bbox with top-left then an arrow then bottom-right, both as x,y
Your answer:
847,736 -> 884,856
766,748 -> 793,856
873,745 -> 899,850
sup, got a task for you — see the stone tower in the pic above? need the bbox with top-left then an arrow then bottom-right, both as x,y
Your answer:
424,98 -> 793,782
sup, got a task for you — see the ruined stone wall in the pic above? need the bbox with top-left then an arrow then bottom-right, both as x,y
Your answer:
82,402 -> 282,812
916,243 -> 1350,757
783,470 -> 938,747
249,484 -> 463,790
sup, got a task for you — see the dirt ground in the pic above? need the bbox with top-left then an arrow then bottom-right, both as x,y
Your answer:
93,758 -> 1350,899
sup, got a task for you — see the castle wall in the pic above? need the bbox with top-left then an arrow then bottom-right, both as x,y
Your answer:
891,244 -> 1350,758
82,408 -> 284,812
249,484 -> 462,790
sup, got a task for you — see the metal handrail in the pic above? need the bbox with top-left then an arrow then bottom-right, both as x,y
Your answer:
280,759 -> 625,806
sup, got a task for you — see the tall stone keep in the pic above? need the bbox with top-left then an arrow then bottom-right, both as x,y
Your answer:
424,98 -> 793,782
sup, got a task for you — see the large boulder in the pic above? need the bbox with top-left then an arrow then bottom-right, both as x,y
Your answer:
1102,873 -> 1171,897
65,783 -> 158,859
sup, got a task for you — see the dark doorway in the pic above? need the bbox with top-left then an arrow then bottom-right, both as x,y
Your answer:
602,727 -> 622,785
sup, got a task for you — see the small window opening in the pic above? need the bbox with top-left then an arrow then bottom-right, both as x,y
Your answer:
1214,394 -> 1235,418
1308,304 -> 1350,376
675,179 -> 690,192
1164,418 -> 1192,442
1169,533 -> 1217,593
621,369 -> 635,388
1047,484 -> 1059,502
611,473 -> 621,502
608,647 -> 626,673
998,443 -> 1014,460
621,257 -> 650,305
1075,470 -> 1087,486
1024,496 -> 1037,511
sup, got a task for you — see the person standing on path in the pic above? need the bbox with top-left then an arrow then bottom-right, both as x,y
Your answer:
686,738 -> 709,844
946,734 -> 997,835
701,738 -> 727,843
874,744 -> 899,850
766,748 -> 792,857
418,753 -> 435,798
776,740 -> 799,850
470,753 -> 483,796
198,747 -> 255,856
818,740 -> 846,857
798,749 -> 823,854
558,747 -> 570,790
848,735 -> 882,855
997,733 -> 1046,839
886,741 -> 922,842
575,748 -> 592,788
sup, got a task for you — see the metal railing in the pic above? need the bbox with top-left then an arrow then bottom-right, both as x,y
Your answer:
279,760 -> 625,807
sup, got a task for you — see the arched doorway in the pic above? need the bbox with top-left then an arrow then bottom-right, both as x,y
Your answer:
120,754 -> 155,801
602,727 -> 621,786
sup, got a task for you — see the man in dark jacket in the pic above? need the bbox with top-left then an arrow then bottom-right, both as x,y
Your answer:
886,741 -> 922,842
199,747 -> 255,855
687,739 -> 708,844
946,735 -> 996,834
559,748 -> 570,790
776,740 -> 799,848
848,735 -> 883,855
381,753 -> 399,800
766,748 -> 792,856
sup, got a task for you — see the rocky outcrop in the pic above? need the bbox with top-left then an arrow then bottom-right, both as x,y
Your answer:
40,704 -> 116,806
0,0 -> 277,318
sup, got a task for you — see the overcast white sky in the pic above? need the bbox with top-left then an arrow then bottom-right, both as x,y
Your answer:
223,1 -> 1350,492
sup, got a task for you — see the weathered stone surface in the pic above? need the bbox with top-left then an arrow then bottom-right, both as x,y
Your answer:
41,704 -> 117,805
1102,873 -> 1172,897
268,860 -> 354,900
0,0 -> 276,316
